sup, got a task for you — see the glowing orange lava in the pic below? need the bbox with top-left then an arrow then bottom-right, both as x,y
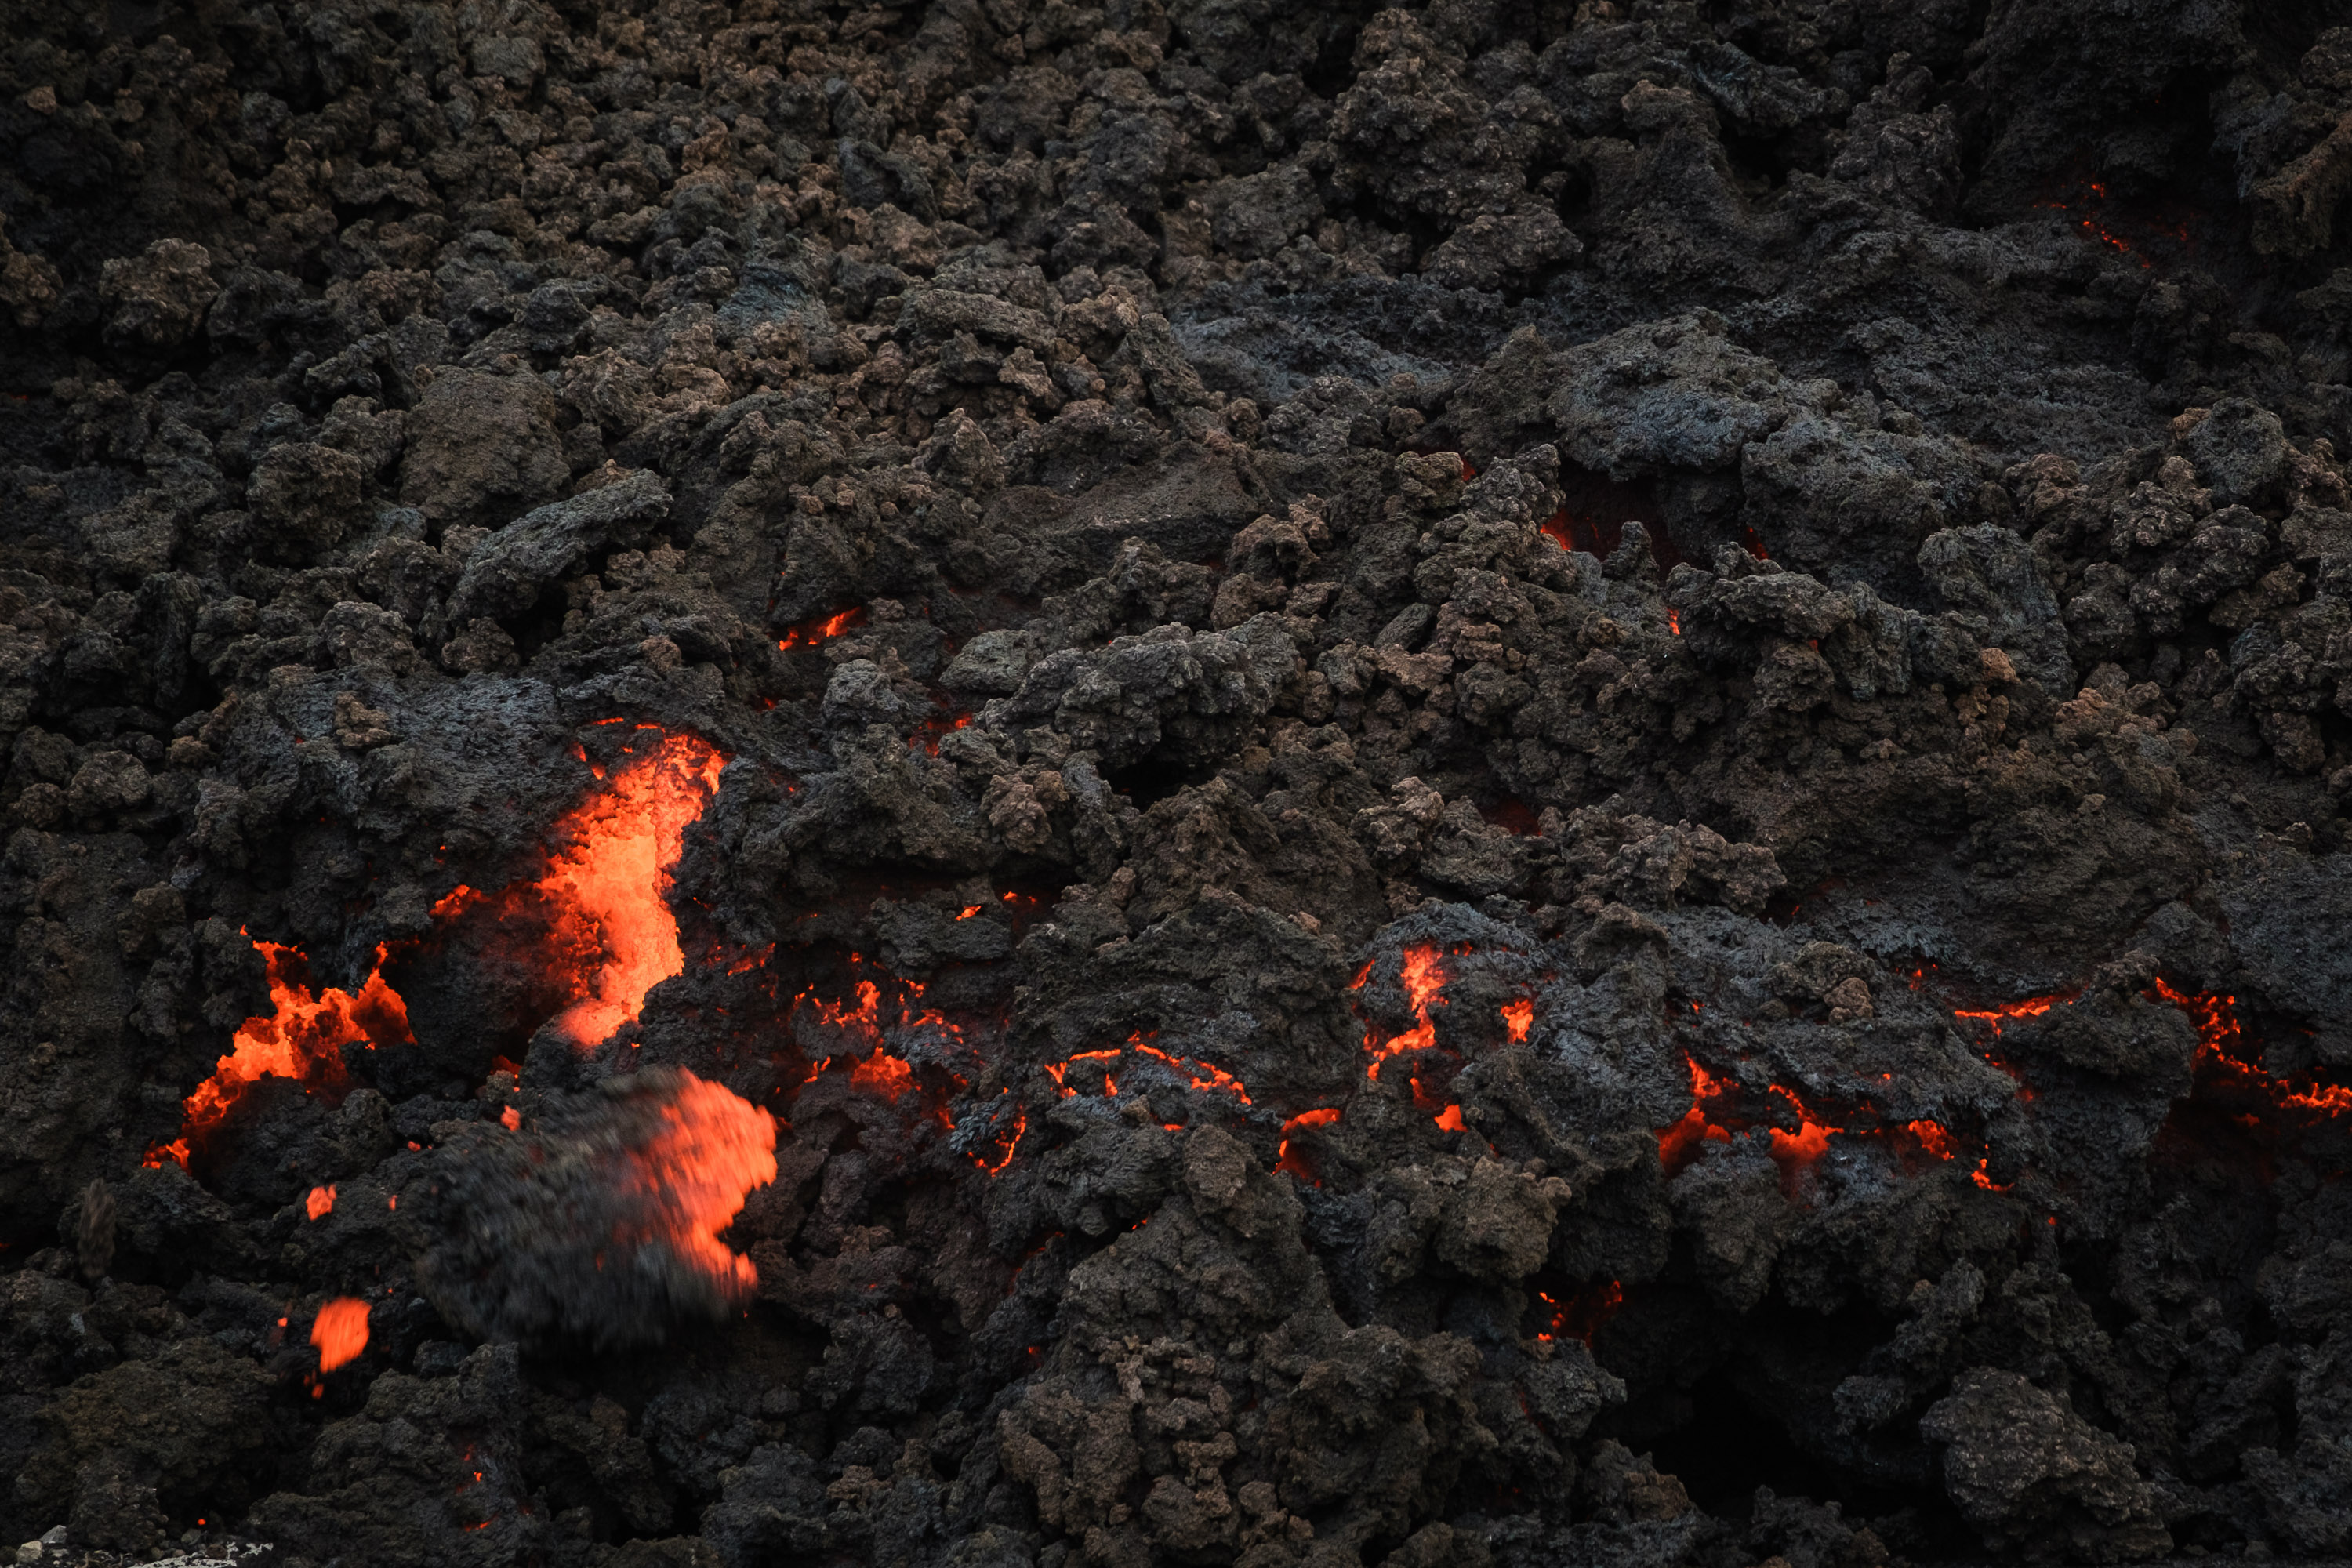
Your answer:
1657,1057 -> 1974,1197
312,1297 -> 370,1371
2150,978 -> 2352,1118
1904,1120 -> 1957,1161
1276,1107 -> 1341,1181
1362,945 -> 1445,1079
1434,1103 -> 1468,1132
776,606 -> 867,650
305,1185 -> 336,1221
530,732 -> 726,1048
150,724 -> 728,1167
850,1051 -> 916,1099
146,942 -> 414,1168
620,1071 -> 777,1294
1501,998 -> 1534,1043
1037,1036 -> 1254,1107
973,1103 -> 1026,1175
1952,992 -> 2074,1036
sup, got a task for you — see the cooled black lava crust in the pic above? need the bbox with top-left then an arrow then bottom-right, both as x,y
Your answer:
5,0 -> 2352,1564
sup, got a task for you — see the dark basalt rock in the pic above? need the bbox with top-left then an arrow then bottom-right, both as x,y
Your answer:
6,1 -> 2352,1565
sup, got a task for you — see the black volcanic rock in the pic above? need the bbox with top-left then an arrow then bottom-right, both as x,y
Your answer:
5,0 -> 2352,1564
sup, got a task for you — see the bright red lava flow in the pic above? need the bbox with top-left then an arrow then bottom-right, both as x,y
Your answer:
528,732 -> 727,1048
149,726 -> 725,1167
621,1071 -> 779,1294
146,941 -> 413,1169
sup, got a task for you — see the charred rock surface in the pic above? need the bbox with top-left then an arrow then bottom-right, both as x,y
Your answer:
5,0 -> 2352,1564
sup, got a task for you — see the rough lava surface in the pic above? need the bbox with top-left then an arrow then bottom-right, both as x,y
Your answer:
6,0 -> 2352,1565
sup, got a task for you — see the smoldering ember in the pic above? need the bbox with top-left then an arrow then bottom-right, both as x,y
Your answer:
11,0 -> 2352,1566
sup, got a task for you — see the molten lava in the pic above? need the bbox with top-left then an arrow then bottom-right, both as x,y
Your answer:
305,1184 -> 336,1221
150,724 -> 727,1167
776,606 -> 867,650
1537,1280 -> 1624,1347
147,942 -> 414,1168
2151,977 -> 2352,1120
1500,998 -> 1534,1044
973,1102 -> 1026,1175
311,1297 -> 371,1371
1037,1034 -> 1254,1107
1657,1056 -> 1971,1197
532,732 -> 727,1048
1360,945 -> 1446,1079
619,1071 -> 778,1294
1952,992 -> 2074,1036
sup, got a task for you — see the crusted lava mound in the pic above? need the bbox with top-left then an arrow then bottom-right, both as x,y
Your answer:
9,0 -> 2352,1564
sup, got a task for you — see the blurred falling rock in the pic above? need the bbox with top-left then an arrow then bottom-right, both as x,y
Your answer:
415,1068 -> 776,1350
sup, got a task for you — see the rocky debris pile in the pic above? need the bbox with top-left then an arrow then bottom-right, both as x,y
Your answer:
5,0 -> 2352,1564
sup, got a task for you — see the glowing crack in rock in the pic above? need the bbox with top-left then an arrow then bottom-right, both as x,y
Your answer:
535,731 -> 727,1048
147,942 -> 412,1169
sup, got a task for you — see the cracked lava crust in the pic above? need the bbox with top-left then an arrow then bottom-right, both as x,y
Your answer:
5,0 -> 2352,1564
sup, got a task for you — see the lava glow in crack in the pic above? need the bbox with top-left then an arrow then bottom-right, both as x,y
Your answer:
776,605 -> 866,650
1656,1054 -> 1971,1196
146,942 -> 413,1168
534,732 -> 726,1048
1360,944 -> 1446,1079
787,971 -> 964,1129
150,725 -> 725,1167
1040,1034 -> 1254,1109
1275,1107 -> 1341,1182
2150,977 -> 2352,1117
1536,1280 -> 1624,1346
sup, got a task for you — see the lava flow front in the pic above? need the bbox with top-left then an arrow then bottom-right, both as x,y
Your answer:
150,726 -> 726,1167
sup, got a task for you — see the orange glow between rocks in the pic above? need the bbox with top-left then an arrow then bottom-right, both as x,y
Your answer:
150,724 -> 727,1167
1952,993 -> 2073,1036
1537,1280 -> 1624,1346
1275,1107 -> 1341,1182
2149,977 -> 2352,1118
776,606 -> 867,650
1037,1036 -> 1253,1108
1657,1055 -> 1976,1198
973,1102 -> 1026,1175
1501,998 -> 1534,1043
311,1297 -> 370,1371
147,942 -> 413,1169
305,1184 -> 336,1221
1362,944 -> 1445,1079
850,1051 -> 916,1099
